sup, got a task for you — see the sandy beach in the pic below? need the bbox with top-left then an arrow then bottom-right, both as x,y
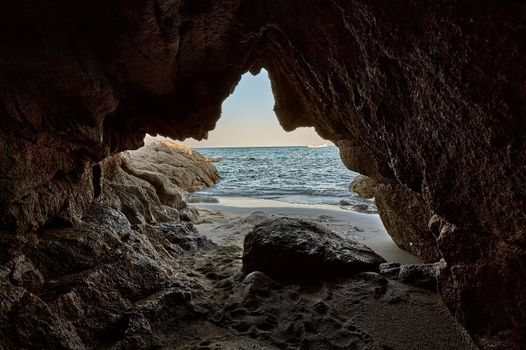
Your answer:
147,196 -> 479,349
192,197 -> 420,264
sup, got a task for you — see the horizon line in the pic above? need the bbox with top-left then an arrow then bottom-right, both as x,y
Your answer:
187,144 -> 336,149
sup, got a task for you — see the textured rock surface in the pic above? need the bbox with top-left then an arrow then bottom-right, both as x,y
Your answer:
99,154 -> 185,225
0,141 -> 219,349
380,261 -> 444,290
349,175 -> 378,199
129,141 -> 220,193
153,221 -> 215,251
0,204 -> 207,349
243,218 -> 385,281
375,183 -> 441,263
99,141 -> 219,224
0,1 -> 524,348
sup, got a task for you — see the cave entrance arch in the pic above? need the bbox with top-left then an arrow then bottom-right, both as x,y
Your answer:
183,69 -> 327,148
146,70 -> 420,265
179,69 -> 353,208
143,69 -> 421,265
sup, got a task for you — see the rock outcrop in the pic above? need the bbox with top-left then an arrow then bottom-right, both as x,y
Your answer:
0,1 -> 524,348
375,183 -> 441,263
128,141 -> 220,193
349,175 -> 378,199
380,261 -> 445,290
0,204 -> 212,349
0,141 -> 219,349
99,141 -> 219,224
243,218 -> 385,281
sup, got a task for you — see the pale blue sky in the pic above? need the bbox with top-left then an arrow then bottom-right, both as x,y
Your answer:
180,69 -> 328,147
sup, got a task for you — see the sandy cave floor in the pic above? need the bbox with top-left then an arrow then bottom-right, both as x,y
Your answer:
151,197 -> 476,350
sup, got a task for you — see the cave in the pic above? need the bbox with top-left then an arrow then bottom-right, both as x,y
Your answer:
0,1 -> 524,349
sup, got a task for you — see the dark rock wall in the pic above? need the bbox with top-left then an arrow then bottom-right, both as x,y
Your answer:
375,183 -> 441,263
1,1 -> 524,348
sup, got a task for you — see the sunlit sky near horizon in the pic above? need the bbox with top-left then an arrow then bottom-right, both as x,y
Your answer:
148,69 -> 329,148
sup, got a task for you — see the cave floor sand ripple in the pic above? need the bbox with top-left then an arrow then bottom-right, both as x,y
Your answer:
152,197 -> 476,349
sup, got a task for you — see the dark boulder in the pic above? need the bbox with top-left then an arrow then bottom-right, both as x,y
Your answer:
242,218 -> 385,281
152,222 -> 215,252
379,261 -> 444,290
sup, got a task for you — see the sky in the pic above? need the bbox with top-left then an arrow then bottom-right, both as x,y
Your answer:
176,69 -> 328,148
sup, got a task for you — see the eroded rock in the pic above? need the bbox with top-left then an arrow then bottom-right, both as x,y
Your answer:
0,255 -> 44,291
0,204 -> 202,349
379,261 -> 444,290
99,142 -> 218,224
128,141 -> 220,193
375,183 -> 441,263
0,140 -> 220,348
349,175 -> 378,199
242,218 -> 385,281
153,222 -> 215,251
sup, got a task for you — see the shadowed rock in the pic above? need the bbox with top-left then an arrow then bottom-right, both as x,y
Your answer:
380,261 -> 444,290
241,271 -> 281,299
243,218 -> 385,281
0,205 -> 196,349
375,183 -> 441,263
0,140 -> 221,349
153,222 -> 215,251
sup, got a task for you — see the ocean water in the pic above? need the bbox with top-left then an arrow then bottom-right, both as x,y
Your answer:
193,146 -> 376,212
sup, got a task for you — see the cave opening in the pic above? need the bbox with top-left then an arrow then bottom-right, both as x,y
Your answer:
180,70 -> 354,206
123,67 -> 469,347
146,69 -> 420,265
183,69 -> 328,148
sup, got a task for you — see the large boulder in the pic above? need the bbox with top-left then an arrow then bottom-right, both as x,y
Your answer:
242,218 -> 385,281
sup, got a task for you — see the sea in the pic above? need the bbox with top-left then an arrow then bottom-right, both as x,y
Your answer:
192,146 -> 376,213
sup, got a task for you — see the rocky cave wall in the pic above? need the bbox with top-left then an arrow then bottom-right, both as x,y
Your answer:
0,1 -> 525,348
